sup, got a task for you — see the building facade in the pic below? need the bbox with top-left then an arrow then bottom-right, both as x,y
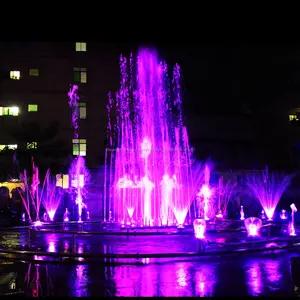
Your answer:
0,42 -> 121,170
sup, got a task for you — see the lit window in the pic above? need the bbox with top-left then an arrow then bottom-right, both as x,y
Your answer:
79,102 -> 86,119
56,174 -> 69,189
28,104 -> 38,112
0,144 -> 17,151
75,42 -> 86,52
0,106 -> 19,116
10,71 -> 20,80
72,139 -> 86,156
26,142 -> 37,150
289,114 -> 298,121
74,67 -> 87,83
29,69 -> 39,76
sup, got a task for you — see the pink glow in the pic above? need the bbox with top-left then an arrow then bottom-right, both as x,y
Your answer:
104,49 -> 200,226
43,172 -> 63,222
68,85 -> 79,139
244,217 -> 262,237
69,156 -> 89,222
260,210 -> 266,219
193,219 -> 206,239
64,208 -> 70,222
216,211 -> 223,219
247,167 -> 291,221
33,220 -> 42,227
289,203 -> 297,236
198,184 -> 212,221
240,206 -> 245,220
280,209 -> 287,220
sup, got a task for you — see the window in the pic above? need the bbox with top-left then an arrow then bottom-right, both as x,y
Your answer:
10,71 -> 20,80
26,142 -> 37,150
289,114 -> 298,121
56,174 -> 69,189
28,104 -> 38,112
72,139 -> 86,156
75,42 -> 86,52
0,144 -> 17,151
29,69 -> 39,76
79,102 -> 86,119
0,106 -> 19,116
74,67 -> 87,83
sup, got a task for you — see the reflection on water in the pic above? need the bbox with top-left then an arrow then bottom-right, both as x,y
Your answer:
0,251 -> 297,297
246,261 -> 263,296
0,228 -> 299,296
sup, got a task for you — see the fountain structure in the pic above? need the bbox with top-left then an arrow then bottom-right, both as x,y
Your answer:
104,49 -> 199,227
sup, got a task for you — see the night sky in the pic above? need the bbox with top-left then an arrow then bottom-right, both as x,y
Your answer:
115,42 -> 300,115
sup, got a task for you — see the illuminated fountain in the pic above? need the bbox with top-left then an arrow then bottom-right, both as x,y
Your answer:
244,217 -> 263,237
68,156 -> 89,222
193,219 -> 206,239
240,206 -> 245,220
68,85 -> 89,222
42,170 -> 63,221
289,203 -> 297,236
247,166 -> 292,221
104,49 -> 202,226
216,176 -> 236,219
197,165 -> 212,221
280,209 -> 287,220
19,158 -> 48,226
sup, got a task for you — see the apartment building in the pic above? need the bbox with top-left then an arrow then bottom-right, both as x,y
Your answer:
0,42 -> 121,169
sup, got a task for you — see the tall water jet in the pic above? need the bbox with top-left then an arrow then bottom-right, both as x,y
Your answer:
68,85 -> 88,222
69,156 -> 90,222
247,167 -> 292,221
42,171 -> 63,221
104,49 -> 199,226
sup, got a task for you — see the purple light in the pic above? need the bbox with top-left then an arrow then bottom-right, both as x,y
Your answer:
280,209 -> 287,220
244,217 -> 262,237
289,203 -> 297,236
198,184 -> 212,221
247,168 -> 292,221
64,208 -> 70,222
32,220 -> 42,227
105,49 -> 198,226
193,219 -> 206,239
260,210 -> 266,220
240,206 -> 245,220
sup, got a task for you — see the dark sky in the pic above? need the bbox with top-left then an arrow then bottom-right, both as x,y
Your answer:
115,42 -> 300,115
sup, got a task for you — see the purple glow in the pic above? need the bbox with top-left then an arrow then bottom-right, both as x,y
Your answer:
280,209 -> 287,220
244,217 -> 262,237
19,159 -> 50,224
43,171 -> 63,222
216,176 -> 236,218
69,156 -> 89,222
247,167 -> 292,221
105,49 -> 200,226
67,85 -> 90,222
198,181 -> 212,221
68,85 -> 79,139
63,208 -> 70,222
260,210 -> 266,219
240,206 -> 245,220
289,203 -> 297,236
193,219 -> 206,239
33,220 -> 42,227
31,157 -> 42,222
